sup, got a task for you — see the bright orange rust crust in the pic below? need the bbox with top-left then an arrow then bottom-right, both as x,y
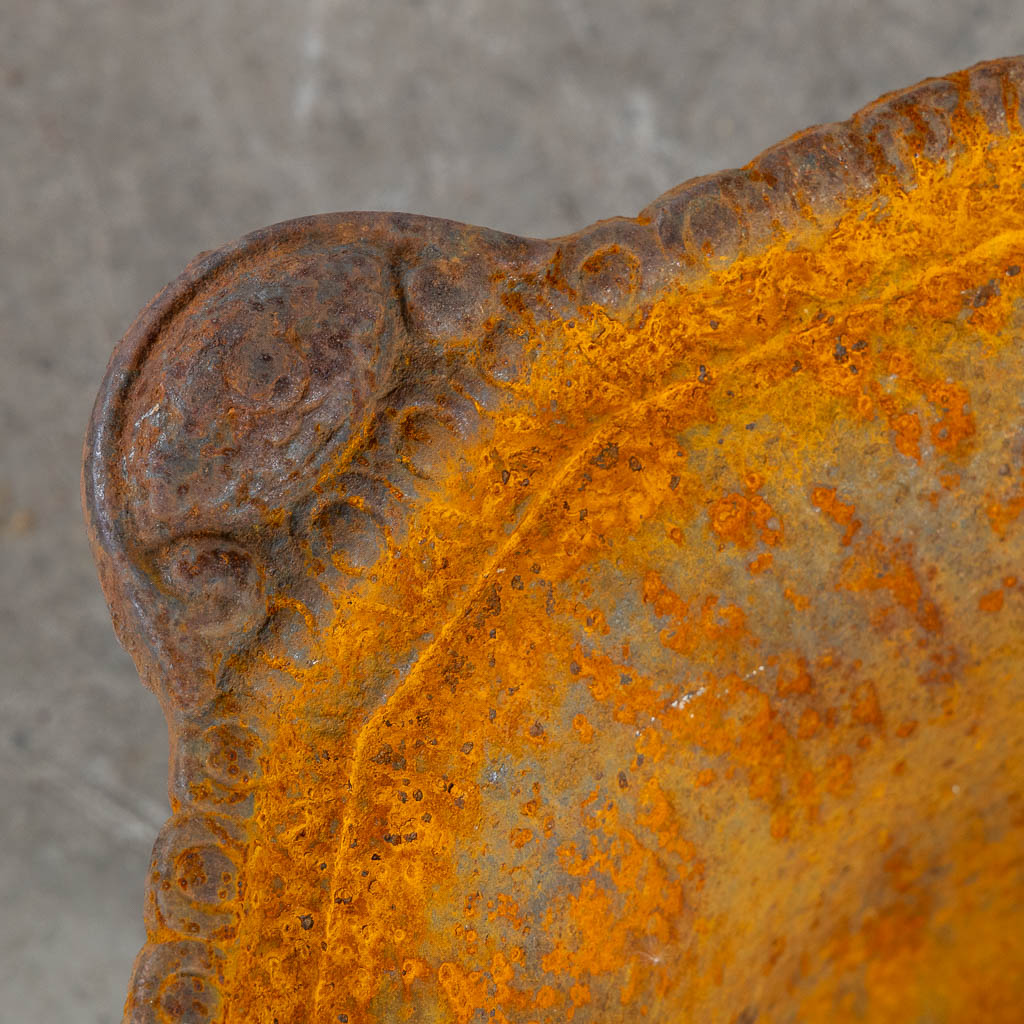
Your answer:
86,60 -> 1024,1023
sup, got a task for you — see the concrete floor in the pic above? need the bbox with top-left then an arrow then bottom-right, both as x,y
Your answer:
1,2 -> 1022,1020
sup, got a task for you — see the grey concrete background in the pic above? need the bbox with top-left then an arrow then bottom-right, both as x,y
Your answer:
2,1 -> 1023,1020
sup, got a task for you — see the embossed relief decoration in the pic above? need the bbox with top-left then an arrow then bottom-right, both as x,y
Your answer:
85,58 -> 1024,1024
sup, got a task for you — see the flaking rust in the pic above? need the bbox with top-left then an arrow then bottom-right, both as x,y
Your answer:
85,58 -> 1024,1023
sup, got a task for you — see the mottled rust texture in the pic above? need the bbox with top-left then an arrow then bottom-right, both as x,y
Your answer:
85,58 -> 1024,1023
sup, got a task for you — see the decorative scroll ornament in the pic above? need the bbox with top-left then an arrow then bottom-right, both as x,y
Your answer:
86,58 -> 1024,1023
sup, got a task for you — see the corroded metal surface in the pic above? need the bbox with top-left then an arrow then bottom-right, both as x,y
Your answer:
84,58 -> 1024,1023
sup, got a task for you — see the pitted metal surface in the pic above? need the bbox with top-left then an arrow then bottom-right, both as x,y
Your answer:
85,58 -> 1024,1023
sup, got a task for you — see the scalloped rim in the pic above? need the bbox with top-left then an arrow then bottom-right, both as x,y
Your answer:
82,56 -> 1024,1023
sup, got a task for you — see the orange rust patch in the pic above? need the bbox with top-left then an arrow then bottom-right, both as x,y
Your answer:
811,485 -> 861,546
890,411 -> 923,462
709,490 -> 782,549
838,534 -> 942,636
572,713 -> 594,743
641,572 -> 755,658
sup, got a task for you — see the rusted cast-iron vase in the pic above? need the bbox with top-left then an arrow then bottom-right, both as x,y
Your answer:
85,58 -> 1024,1023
